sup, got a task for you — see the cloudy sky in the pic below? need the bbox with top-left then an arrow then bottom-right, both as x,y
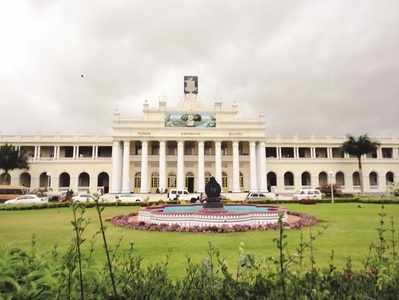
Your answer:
0,0 -> 398,137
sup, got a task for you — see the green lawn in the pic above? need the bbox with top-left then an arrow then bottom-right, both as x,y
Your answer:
0,203 -> 398,277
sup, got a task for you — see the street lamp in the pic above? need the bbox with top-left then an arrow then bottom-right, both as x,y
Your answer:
328,171 -> 334,204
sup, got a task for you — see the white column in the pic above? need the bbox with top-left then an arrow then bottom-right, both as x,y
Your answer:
249,141 -> 257,192
257,141 -> 267,192
197,141 -> 205,193
177,141 -> 185,190
37,146 -> 41,160
33,146 -> 38,160
214,141 -> 222,186
122,140 -> 131,193
232,141 -> 240,192
159,141 -> 166,192
111,141 -> 122,193
140,141 -> 149,193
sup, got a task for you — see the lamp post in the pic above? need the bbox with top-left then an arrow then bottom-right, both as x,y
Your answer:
328,171 -> 334,204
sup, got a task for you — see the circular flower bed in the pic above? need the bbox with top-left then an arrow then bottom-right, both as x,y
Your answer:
109,211 -> 318,233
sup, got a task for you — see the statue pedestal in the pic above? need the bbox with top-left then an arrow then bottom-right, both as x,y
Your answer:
203,197 -> 224,209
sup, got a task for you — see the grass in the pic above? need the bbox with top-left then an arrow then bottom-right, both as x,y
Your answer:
0,203 -> 398,277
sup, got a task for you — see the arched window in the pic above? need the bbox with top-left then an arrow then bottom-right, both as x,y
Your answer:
222,172 -> 228,189
0,173 -> 11,185
205,172 -> 212,185
39,172 -> 50,188
353,172 -> 360,186
318,172 -> 328,186
267,172 -> 277,187
284,172 -> 294,186
134,172 -> 141,188
59,172 -> 70,188
151,172 -> 159,188
386,172 -> 394,186
369,172 -> 378,187
239,172 -> 244,188
78,172 -> 90,187
19,172 -> 31,188
336,171 -> 345,187
301,172 -> 311,186
97,172 -> 109,193
168,172 -> 176,188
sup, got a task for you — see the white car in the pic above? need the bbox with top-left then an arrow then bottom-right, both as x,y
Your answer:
167,189 -> 200,201
293,189 -> 322,200
246,192 -> 276,201
72,194 -> 97,203
100,193 -> 144,203
4,194 -> 48,205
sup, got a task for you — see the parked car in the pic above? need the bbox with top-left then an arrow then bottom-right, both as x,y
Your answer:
72,194 -> 97,203
4,194 -> 48,205
246,192 -> 276,201
167,189 -> 200,201
99,193 -> 144,203
292,189 -> 322,200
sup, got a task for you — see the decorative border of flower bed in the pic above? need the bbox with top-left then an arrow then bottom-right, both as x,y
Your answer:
109,211 -> 318,233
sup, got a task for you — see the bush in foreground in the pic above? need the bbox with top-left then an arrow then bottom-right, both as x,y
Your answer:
0,204 -> 398,299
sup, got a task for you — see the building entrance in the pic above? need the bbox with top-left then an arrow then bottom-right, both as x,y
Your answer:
186,172 -> 195,193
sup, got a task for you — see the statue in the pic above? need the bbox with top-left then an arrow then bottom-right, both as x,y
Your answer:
203,176 -> 224,209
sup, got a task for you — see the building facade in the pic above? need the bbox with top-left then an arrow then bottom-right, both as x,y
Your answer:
1,78 -> 398,195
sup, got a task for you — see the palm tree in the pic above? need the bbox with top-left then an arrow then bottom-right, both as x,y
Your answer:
341,134 -> 379,194
0,144 -> 29,184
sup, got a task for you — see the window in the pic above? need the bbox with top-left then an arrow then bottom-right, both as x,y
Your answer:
353,172 -> 360,186
281,148 -> 294,158
369,172 -> 378,187
382,148 -> 393,159
298,148 -> 311,158
134,172 -> 141,188
284,172 -> 294,186
78,172 -> 90,187
318,172 -> 328,186
168,173 -> 176,188
301,172 -> 311,186
267,172 -> 277,187
332,148 -> 345,158
151,173 -> 159,188
266,147 -> 277,158
239,172 -> 244,188
366,150 -> 377,158
386,172 -> 394,185
336,172 -> 345,187
222,172 -> 228,188
315,148 -> 328,158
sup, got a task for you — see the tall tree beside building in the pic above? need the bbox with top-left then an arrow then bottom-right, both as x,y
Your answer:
341,135 -> 379,194
0,144 -> 29,184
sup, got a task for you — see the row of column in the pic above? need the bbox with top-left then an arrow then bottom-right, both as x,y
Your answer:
31,145 -> 99,160
111,140 -> 268,194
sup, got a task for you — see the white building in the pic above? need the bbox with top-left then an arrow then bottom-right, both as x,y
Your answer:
0,77 -> 398,195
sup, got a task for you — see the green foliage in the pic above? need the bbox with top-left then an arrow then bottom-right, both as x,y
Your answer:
341,134 -> 380,158
0,206 -> 399,299
0,144 -> 29,175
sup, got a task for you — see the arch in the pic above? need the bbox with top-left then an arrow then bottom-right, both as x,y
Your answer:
336,171 -> 345,187
168,172 -> 176,188
352,171 -> 360,186
39,172 -> 51,188
318,171 -> 328,186
301,171 -> 312,186
59,172 -> 70,188
284,172 -> 294,186
267,171 -> 277,187
134,172 -> 141,189
78,172 -> 90,187
369,171 -> 378,186
0,173 -> 11,185
386,171 -> 394,186
19,172 -> 31,188
151,172 -> 159,189
222,171 -> 228,189
239,172 -> 244,188
205,172 -> 212,185
97,172 -> 109,193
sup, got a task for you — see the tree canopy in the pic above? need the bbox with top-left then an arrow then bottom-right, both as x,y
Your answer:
0,144 -> 29,175
341,134 -> 379,158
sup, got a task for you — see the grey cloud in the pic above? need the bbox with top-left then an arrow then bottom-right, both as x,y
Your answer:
1,0 -> 398,137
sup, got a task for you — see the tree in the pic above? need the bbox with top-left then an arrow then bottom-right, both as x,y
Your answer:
341,134 -> 379,194
0,144 -> 29,184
